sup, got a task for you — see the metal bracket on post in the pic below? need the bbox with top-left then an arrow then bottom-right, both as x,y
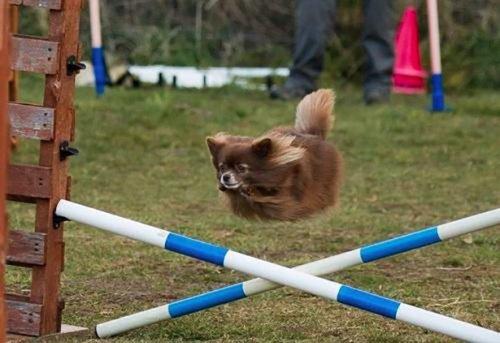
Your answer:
66,55 -> 86,76
59,141 -> 79,161
53,214 -> 68,229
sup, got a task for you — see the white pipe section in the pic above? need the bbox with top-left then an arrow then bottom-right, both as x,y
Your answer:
437,209 -> 500,240
397,304 -> 498,343
426,0 -> 442,73
56,200 -> 168,248
224,251 -> 342,300
89,0 -> 102,48
96,305 -> 170,338
243,249 -> 361,295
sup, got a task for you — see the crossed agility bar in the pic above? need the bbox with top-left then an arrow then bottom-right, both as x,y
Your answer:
56,200 -> 500,342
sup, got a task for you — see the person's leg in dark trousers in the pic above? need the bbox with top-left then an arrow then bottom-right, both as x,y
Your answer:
271,0 -> 336,99
362,0 -> 395,104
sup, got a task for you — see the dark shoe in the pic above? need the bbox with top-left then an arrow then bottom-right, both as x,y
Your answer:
269,84 -> 311,100
364,88 -> 390,105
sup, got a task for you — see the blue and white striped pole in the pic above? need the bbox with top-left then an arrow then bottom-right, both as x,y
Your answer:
93,207 -> 500,340
426,0 -> 446,111
55,200 -> 500,342
89,0 -> 106,96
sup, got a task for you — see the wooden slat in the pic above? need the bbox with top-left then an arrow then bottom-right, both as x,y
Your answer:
5,295 -> 77,338
8,102 -> 54,140
9,0 -> 62,10
1,1 -> 12,341
5,293 -> 31,304
6,298 -> 42,336
7,230 -> 46,266
10,35 -> 59,74
7,164 -> 52,200
1,1 -> 10,341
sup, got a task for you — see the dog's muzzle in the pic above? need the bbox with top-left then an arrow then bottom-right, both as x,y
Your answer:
220,172 -> 241,190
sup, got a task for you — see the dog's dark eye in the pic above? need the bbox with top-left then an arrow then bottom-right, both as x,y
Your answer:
235,163 -> 247,173
218,163 -> 225,171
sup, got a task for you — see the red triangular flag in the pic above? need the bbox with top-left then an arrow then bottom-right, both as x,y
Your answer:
392,6 -> 427,94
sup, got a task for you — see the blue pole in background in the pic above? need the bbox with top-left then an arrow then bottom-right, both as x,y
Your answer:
91,47 -> 106,96
427,0 -> 446,111
430,73 -> 445,111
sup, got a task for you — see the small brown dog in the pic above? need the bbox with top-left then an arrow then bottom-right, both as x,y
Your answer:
206,89 -> 342,220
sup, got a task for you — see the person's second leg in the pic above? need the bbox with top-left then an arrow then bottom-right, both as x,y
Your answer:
362,0 -> 395,104
271,0 -> 336,99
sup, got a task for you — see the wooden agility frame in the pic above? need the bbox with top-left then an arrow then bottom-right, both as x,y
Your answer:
4,0 -> 85,337
1,1 -> 11,341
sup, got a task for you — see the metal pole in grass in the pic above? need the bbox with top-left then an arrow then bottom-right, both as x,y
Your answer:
426,0 -> 447,111
89,0 -> 106,96
55,200 -> 500,342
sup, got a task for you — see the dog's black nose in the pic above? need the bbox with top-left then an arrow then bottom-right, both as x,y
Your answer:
223,174 -> 230,182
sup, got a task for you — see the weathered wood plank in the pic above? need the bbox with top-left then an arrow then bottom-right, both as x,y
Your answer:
9,0 -> 62,10
10,35 -> 59,74
7,230 -> 46,266
5,293 -> 29,302
6,298 -> 42,336
1,1 -> 11,341
7,164 -> 52,200
31,0 -> 83,334
8,102 -> 54,140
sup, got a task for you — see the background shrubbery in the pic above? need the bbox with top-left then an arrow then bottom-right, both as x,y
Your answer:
19,0 -> 500,90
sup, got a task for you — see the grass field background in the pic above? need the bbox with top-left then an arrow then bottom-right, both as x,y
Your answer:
7,79 -> 500,342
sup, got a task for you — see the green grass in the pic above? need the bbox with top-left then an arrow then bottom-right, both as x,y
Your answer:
7,79 -> 500,342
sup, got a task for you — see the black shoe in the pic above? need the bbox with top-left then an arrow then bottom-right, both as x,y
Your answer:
269,85 -> 311,100
364,89 -> 390,105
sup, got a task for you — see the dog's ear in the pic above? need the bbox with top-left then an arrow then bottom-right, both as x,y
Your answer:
206,136 -> 224,158
252,138 -> 272,158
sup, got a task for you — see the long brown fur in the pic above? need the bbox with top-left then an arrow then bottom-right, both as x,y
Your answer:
206,89 -> 343,221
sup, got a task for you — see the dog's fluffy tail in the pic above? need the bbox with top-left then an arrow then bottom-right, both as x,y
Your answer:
294,89 -> 335,139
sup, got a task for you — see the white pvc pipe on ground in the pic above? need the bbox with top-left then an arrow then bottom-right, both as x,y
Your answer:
55,200 -> 500,342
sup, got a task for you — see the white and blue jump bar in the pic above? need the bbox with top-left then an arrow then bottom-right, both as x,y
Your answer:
55,200 -> 500,342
